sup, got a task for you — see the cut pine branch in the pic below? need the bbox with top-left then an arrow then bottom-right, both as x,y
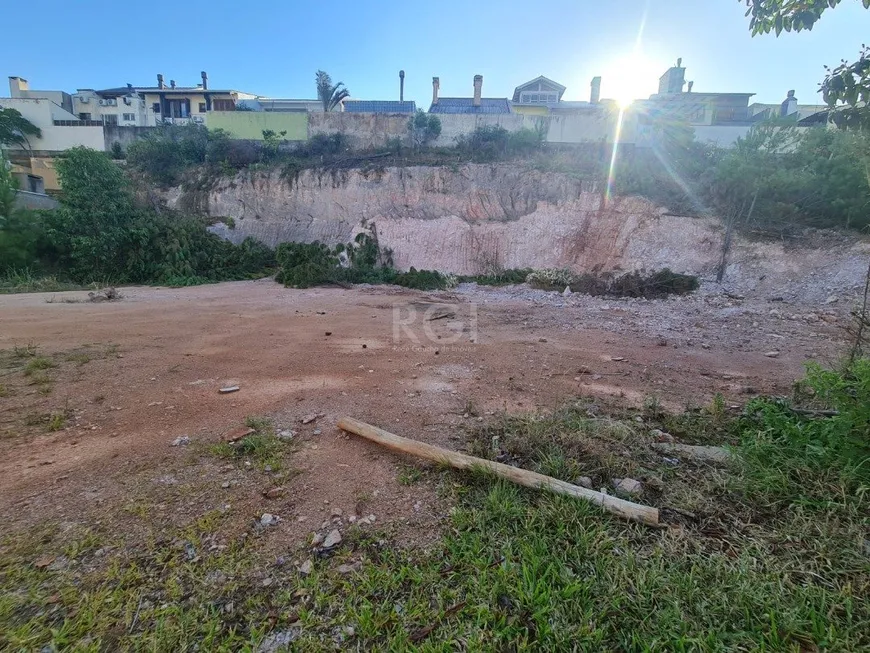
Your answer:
337,417 -> 660,527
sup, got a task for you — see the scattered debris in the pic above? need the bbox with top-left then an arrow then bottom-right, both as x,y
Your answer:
219,386 -> 240,394
170,436 -> 190,447
764,351 -> 780,358
301,414 -> 319,425
262,487 -> 283,500
277,429 -> 295,440
88,287 -> 121,302
649,429 -> 675,443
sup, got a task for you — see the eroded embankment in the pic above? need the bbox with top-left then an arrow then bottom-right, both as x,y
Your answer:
165,164 -> 869,302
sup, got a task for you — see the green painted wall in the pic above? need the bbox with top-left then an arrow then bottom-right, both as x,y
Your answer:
207,112 -> 308,141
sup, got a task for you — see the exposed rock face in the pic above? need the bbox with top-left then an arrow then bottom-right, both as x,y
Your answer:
165,164 -> 869,301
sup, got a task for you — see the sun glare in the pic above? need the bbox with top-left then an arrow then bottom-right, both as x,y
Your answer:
602,54 -> 662,107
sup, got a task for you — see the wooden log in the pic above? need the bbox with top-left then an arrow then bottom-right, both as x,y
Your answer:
337,416 -> 659,527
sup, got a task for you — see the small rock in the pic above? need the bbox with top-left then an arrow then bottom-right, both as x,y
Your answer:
298,560 -> 314,576
576,476 -> 593,489
263,487 -> 283,499
170,436 -> 190,447
649,429 -> 675,443
613,478 -> 643,496
538,338 -> 548,343
611,356 -> 625,362
824,295 -> 839,305
336,562 -> 361,575
330,507 -> 343,518
224,426 -> 255,443
322,529 -> 342,548
764,351 -> 780,358
562,286 -> 572,296
301,414 -> 318,425
219,386 -> 240,394
261,577 -> 273,587
277,429 -> 295,440
313,429 -> 322,435
221,481 -> 231,489
311,532 -> 324,546
260,513 -> 279,527
325,331 -> 333,336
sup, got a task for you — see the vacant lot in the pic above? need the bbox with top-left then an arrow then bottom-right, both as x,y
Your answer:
1,280 -> 864,650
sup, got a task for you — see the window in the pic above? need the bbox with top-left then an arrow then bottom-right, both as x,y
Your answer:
199,102 -> 207,113
152,102 -> 161,113
78,112 -> 91,120
212,99 -> 236,111
103,114 -> 118,126
122,113 -> 135,121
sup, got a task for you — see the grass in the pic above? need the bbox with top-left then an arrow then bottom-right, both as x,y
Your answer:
1,366 -> 867,650
0,269 -> 85,295
208,415 -> 288,471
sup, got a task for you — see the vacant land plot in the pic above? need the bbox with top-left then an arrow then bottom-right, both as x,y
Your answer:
1,280 -> 865,650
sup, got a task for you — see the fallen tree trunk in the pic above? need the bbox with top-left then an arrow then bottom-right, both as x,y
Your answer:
337,417 -> 659,527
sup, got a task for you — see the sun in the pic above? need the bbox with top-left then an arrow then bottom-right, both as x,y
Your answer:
601,54 -> 663,107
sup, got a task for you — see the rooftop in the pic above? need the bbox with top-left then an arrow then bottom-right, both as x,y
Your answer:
343,100 -> 417,114
429,98 -> 511,115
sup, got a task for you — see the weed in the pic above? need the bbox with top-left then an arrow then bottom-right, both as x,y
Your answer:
12,343 -> 37,359
0,384 -> 7,398
47,412 -> 67,432
209,416 -> 286,471
397,465 -> 423,486
23,357 -> 56,376
26,371 -> 52,387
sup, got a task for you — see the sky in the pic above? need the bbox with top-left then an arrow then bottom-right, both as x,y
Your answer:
1,0 -> 867,107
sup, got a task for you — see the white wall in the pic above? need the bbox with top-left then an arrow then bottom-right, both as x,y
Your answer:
693,124 -> 752,148
0,98 -> 105,151
72,91 -> 148,126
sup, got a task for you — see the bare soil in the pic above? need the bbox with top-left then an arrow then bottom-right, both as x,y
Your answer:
0,279 -> 849,549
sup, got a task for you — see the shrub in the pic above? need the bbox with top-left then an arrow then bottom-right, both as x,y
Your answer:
408,111 -> 442,147
293,133 -> 349,159
526,268 -> 576,289
127,124 -> 211,185
526,267 -> 698,298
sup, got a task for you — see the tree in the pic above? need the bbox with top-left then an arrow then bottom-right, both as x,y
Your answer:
0,108 -> 42,150
315,70 -> 350,112
742,0 -> 870,118
407,110 -> 442,147
0,154 -> 43,271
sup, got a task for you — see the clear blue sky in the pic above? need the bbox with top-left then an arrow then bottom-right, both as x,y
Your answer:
2,0 -> 866,106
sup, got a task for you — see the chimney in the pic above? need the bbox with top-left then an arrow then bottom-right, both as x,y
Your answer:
473,74 -> 483,107
590,76 -> 601,104
432,76 -> 440,105
780,90 -> 798,117
170,79 -> 176,89
687,81 -> 694,93
201,71 -> 208,91
157,74 -> 165,89
9,76 -> 29,97
399,70 -> 405,102
127,83 -> 133,89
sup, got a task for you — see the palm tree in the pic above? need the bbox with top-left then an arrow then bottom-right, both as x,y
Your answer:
315,70 -> 350,112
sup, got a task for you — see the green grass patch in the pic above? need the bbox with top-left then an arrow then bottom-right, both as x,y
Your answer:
208,416 -> 287,471
0,269 -> 85,295
23,357 -> 57,375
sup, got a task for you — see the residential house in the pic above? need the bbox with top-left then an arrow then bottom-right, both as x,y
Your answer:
429,75 -> 511,114
140,72 -> 257,126
748,91 -> 828,122
2,77 -> 105,192
510,76 -> 566,115
72,85 -> 148,126
8,76 -> 73,114
236,98 -> 323,112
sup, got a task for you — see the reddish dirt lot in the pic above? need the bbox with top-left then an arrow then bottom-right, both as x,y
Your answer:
0,279 -> 846,545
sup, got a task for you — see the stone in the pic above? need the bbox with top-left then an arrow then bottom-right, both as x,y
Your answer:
613,478 -> 643,496
651,442 -> 732,464
301,414 -> 318,425
323,529 -> 342,548
261,577 -> 273,587
824,295 -> 839,305
221,481 -> 231,489
219,386 -> 240,394
330,507 -> 343,518
298,559 -> 314,576
260,513 -> 278,527
170,436 -> 190,447
311,532 -> 324,546
649,429 -> 675,443
336,562 -> 361,575
277,429 -> 295,440
562,286 -> 572,296
224,426 -> 255,443
575,476 -> 593,489
263,487 -> 283,499
764,351 -> 780,358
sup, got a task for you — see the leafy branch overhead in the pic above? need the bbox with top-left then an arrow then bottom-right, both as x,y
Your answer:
741,0 -> 870,111
315,70 -> 350,113
0,108 -> 42,150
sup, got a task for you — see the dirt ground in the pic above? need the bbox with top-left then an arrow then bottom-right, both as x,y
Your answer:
0,279 -> 851,549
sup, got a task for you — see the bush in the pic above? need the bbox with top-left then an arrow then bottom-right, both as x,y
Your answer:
526,267 -> 699,298
293,133 -> 349,159
408,111 -> 442,147
127,124 -> 211,186
737,359 -> 870,504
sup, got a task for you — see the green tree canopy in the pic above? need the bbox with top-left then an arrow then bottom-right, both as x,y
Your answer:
315,70 -> 350,112
742,0 -> 870,117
